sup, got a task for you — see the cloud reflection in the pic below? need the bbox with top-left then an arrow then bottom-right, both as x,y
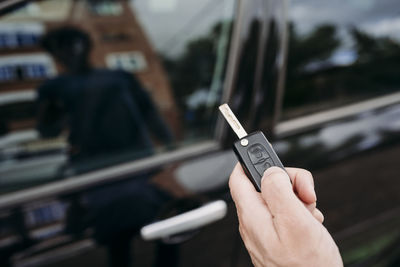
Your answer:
290,0 -> 400,41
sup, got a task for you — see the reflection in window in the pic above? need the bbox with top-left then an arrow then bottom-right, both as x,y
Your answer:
106,51 -> 148,72
282,0 -> 400,120
0,54 -> 56,82
133,0 -> 235,138
0,0 -> 236,193
86,0 -> 123,16
0,23 -> 43,49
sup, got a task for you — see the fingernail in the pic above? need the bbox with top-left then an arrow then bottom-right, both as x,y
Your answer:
262,166 -> 284,181
264,166 -> 282,175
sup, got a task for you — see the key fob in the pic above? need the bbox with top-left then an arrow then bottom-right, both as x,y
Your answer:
233,131 -> 284,192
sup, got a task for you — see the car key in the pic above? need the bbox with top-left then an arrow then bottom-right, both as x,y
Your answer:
219,103 -> 285,192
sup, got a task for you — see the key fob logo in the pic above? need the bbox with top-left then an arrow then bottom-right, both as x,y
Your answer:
247,144 -> 275,176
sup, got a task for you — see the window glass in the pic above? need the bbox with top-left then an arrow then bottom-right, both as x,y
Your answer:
282,0 -> 400,120
0,0 -> 236,194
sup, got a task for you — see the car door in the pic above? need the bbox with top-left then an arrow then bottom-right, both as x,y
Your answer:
0,0 -> 286,266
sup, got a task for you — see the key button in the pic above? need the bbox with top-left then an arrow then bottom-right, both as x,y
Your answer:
254,158 -> 275,176
247,144 -> 270,164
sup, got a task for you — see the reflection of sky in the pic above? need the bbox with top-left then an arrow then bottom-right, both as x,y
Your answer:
309,104 -> 400,150
290,0 -> 400,69
330,50 -> 357,65
130,0 -> 235,57
304,49 -> 357,72
290,0 -> 400,41
186,88 -> 209,109
273,103 -> 400,156
361,17 -> 400,39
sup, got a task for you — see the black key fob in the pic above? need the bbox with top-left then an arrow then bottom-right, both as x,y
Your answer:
233,131 -> 284,191
219,104 -> 286,192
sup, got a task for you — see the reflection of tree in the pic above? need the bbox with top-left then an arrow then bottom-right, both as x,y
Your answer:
287,24 -> 340,74
284,24 -> 341,112
352,28 -> 400,61
163,35 -> 215,110
350,28 -> 400,95
283,23 -> 400,118
162,22 -> 231,135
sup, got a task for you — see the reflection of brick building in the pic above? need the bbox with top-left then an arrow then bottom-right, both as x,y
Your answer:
0,0 -> 180,137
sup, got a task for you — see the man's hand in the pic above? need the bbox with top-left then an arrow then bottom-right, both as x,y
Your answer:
229,164 -> 343,267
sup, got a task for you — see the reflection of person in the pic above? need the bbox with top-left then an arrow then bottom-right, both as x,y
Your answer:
36,26 -> 174,267
37,26 -> 173,167
229,165 -> 343,267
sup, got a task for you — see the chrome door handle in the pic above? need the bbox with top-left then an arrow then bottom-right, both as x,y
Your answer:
141,200 -> 227,241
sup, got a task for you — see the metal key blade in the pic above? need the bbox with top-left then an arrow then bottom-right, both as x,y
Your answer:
219,103 -> 247,139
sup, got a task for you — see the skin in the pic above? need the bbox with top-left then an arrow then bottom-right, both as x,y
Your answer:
229,164 -> 343,267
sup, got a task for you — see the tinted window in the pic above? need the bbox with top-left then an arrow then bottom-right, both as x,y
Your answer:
281,0 -> 400,120
0,0 -> 236,194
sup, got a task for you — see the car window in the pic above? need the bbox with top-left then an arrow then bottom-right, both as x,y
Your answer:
0,0 -> 236,195
281,0 -> 400,121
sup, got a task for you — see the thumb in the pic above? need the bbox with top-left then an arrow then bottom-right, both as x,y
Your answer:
260,167 -> 306,218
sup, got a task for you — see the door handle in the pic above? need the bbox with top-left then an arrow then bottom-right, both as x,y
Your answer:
141,200 -> 227,241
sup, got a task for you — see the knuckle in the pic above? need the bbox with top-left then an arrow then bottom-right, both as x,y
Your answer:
315,209 -> 325,223
228,174 -> 234,189
303,169 -> 312,178
238,224 -> 244,235
238,224 -> 249,242
307,202 -> 317,210
228,172 -> 240,196
298,169 -> 314,187
297,169 -> 312,179
304,170 -> 314,183
228,180 -> 235,197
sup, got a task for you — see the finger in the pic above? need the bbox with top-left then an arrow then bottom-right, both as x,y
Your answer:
305,203 -> 324,223
305,203 -> 323,222
260,167 -> 308,218
286,168 -> 316,204
312,208 -> 324,223
229,163 -> 277,236
305,202 -> 316,213
229,163 -> 267,214
261,167 -> 318,241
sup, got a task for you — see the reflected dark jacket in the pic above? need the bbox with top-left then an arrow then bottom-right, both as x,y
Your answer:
36,69 -> 173,163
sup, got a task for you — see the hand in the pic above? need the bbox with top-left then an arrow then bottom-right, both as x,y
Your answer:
229,164 -> 343,267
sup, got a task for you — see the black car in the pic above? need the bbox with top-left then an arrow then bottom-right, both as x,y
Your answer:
0,0 -> 399,266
